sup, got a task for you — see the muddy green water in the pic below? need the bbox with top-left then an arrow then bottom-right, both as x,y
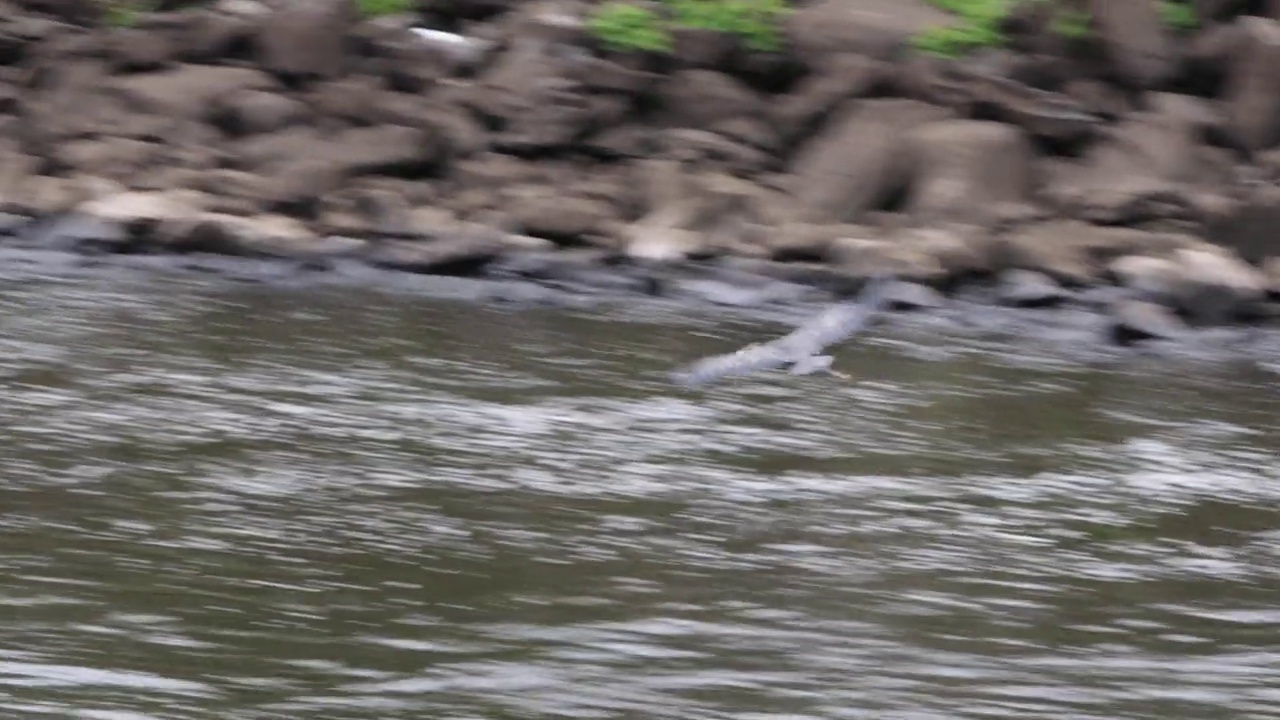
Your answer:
1,260 -> 1278,720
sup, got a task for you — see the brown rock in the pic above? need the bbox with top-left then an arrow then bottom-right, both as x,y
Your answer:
786,0 -> 954,65
232,127 -> 330,172
110,65 -> 278,120
1223,17 -> 1280,151
670,26 -> 738,70
771,54 -> 887,147
658,129 -> 773,176
208,89 -> 308,137
107,27 -> 176,73
510,192 -> 614,244
52,137 -> 159,183
996,220 -> 1205,284
1170,246 -> 1268,323
622,206 -> 710,261
364,235 -> 507,275
1112,299 -> 1187,343
1043,107 -> 1211,224
1263,256 -> 1280,296
163,8 -> 258,64
1108,254 -> 1183,303
328,124 -> 444,177
788,99 -> 953,223
14,0 -> 101,23
905,120 -> 1035,225
257,0 -> 356,81
565,55 -> 659,94
1087,0 -> 1175,88
657,70 -> 763,129
1204,184 -> 1280,263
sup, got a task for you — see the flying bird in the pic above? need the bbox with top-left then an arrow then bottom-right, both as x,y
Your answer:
670,275 -> 895,388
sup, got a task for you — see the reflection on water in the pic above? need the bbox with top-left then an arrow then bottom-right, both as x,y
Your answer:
1,262 -> 1279,720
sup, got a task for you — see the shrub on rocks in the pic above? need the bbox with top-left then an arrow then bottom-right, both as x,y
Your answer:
587,0 -> 790,55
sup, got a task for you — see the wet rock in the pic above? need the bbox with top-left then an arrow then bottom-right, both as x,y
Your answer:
1170,247 -> 1268,324
1111,298 -> 1187,344
363,235 -> 507,275
0,212 -> 29,236
1264,256 -> 1280,298
884,281 -> 947,311
14,213 -> 131,253
77,190 -> 200,229
995,221 -> 1204,285
998,269 -> 1072,308
1108,254 -> 1183,304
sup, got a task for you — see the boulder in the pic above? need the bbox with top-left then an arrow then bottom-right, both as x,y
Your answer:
208,89 -> 309,137
363,235 -> 508,275
657,70 -> 764,129
997,268 -> 1072,308
786,0 -> 955,65
1223,17 -> 1280,151
257,0 -> 356,81
510,192 -> 614,245
1204,184 -> 1280,264
995,220 -> 1205,284
1170,247 -> 1268,324
905,120 -> 1035,226
771,54 -> 887,148
1108,254 -> 1184,304
788,99 -> 953,223
110,65 -> 278,120
1111,298 -> 1187,343
1087,0 -> 1175,89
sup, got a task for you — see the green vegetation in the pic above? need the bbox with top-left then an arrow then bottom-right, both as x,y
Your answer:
913,0 -> 1199,58
355,0 -> 414,18
587,0 -> 791,55
667,0 -> 789,52
589,2 -> 673,52
1159,0 -> 1198,31
100,0 -> 157,27
912,0 -> 1015,57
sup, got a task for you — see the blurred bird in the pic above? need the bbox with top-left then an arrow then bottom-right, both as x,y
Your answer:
670,275 -> 895,388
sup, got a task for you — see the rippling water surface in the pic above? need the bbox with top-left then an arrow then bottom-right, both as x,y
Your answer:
1,258 -> 1279,720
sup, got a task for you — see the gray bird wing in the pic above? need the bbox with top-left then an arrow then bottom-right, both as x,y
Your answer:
771,274 -> 894,356
669,341 -> 795,388
669,276 -> 894,388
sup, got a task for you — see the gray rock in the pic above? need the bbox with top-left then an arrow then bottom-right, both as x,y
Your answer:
363,236 -> 506,276
16,213 -> 131,253
1171,248 -> 1268,324
884,280 -> 947,311
998,269 -> 1072,308
1111,298 -> 1187,344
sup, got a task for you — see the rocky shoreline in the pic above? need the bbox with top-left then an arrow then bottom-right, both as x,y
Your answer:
1,0 -> 1280,346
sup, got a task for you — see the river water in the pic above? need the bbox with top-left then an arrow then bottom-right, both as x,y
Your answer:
1,254 -> 1279,720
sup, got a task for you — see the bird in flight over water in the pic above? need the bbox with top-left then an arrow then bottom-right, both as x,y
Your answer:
670,274 -> 895,388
